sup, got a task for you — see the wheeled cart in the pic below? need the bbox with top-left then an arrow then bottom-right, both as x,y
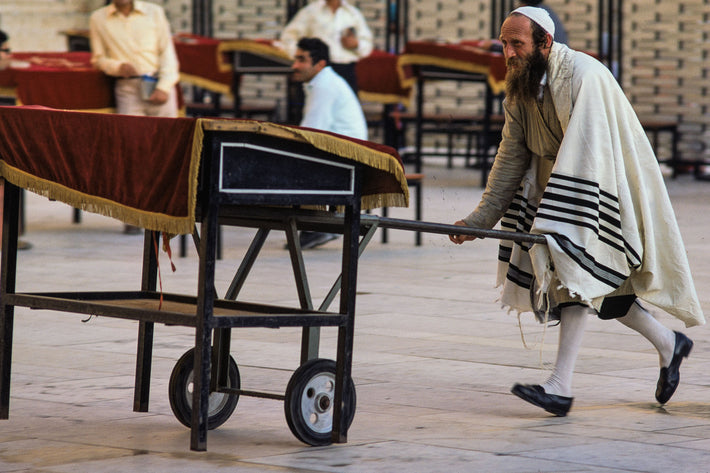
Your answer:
0,107 -> 545,452
0,108 -> 408,451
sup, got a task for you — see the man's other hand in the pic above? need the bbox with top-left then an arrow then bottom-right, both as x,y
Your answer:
118,62 -> 138,78
449,220 -> 477,244
148,88 -> 169,105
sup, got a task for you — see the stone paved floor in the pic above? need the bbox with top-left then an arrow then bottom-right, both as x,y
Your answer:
1,160 -> 709,472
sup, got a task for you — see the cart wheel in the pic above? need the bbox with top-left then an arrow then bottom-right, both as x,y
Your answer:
168,348 -> 240,430
284,358 -> 356,446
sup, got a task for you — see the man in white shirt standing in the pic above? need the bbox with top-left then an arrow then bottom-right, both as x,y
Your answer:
89,0 -> 180,118
90,0 -> 180,234
280,0 -> 373,94
291,37 -> 368,249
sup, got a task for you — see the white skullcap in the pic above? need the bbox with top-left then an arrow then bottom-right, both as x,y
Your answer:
512,6 -> 555,38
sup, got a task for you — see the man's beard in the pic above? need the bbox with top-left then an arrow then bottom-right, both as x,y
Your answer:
504,47 -> 547,106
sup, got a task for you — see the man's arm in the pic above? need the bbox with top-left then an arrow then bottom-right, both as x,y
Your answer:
343,6 -> 373,58
89,12 -> 124,77
450,101 -> 531,243
151,6 -> 178,94
280,8 -> 310,58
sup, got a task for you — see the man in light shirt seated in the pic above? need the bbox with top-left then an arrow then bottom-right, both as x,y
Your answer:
290,37 -> 368,250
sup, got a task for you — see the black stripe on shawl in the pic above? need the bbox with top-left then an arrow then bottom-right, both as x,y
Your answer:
498,244 -> 512,263
541,173 -> 642,262
505,262 -> 533,289
548,233 -> 627,288
546,173 -> 641,266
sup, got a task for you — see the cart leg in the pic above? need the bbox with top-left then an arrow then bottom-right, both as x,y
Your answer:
190,324 -> 212,451
317,219 -> 379,314
191,207 -> 220,451
0,182 -> 20,419
134,230 -> 158,412
224,228 -> 270,300
283,219 -> 319,363
213,328 -> 231,389
332,202 -> 360,444
134,321 -> 153,412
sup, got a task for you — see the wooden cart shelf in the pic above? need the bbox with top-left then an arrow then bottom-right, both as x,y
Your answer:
6,291 -> 345,328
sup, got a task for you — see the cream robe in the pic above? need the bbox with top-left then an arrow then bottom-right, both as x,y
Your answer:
464,43 -> 704,327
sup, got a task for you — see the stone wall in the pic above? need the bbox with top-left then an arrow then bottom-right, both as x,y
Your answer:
1,0 -> 707,161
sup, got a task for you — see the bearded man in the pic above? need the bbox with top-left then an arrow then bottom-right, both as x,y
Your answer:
449,7 -> 704,416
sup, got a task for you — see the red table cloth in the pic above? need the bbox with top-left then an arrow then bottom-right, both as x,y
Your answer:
174,34 -> 291,96
397,40 -> 507,94
0,52 -> 114,110
0,107 -> 408,234
356,50 -> 412,106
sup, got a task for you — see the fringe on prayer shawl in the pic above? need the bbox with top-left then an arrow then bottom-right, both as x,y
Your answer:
197,118 -> 410,210
504,290 -> 551,371
0,161 -> 195,236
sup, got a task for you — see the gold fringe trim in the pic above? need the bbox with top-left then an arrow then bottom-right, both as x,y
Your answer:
199,118 -> 409,209
179,73 -> 232,97
358,90 -> 411,108
0,87 -> 16,99
215,40 -> 291,73
397,54 -> 506,95
67,107 -> 116,114
0,162 -> 194,235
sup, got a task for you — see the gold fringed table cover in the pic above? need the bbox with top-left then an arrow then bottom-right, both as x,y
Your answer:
0,106 -> 408,235
397,40 -> 507,95
173,34 -> 291,97
355,50 -> 412,107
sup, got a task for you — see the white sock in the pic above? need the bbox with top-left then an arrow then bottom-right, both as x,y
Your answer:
616,301 -> 675,368
542,304 -> 589,398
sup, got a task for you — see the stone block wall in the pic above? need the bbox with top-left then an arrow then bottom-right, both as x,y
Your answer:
1,0 -> 708,161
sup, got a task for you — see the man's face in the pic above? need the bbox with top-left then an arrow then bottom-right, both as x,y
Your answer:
500,15 -> 550,105
291,49 -> 322,83
0,41 -> 10,70
0,42 -> 9,62
499,15 -> 538,68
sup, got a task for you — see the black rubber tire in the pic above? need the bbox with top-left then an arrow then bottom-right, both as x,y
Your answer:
284,358 -> 356,446
168,348 -> 240,430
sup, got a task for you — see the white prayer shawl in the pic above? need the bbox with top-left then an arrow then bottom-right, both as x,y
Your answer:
498,43 -> 705,327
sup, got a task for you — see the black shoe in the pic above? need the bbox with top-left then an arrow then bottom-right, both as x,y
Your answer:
656,331 -> 693,404
299,232 -> 338,250
511,383 -> 573,417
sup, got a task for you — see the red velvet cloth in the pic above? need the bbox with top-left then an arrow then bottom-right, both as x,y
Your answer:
173,34 -> 290,93
0,52 -> 114,109
400,41 -> 507,91
356,50 -> 411,103
173,34 -> 233,88
0,106 -> 197,225
0,108 -> 407,232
